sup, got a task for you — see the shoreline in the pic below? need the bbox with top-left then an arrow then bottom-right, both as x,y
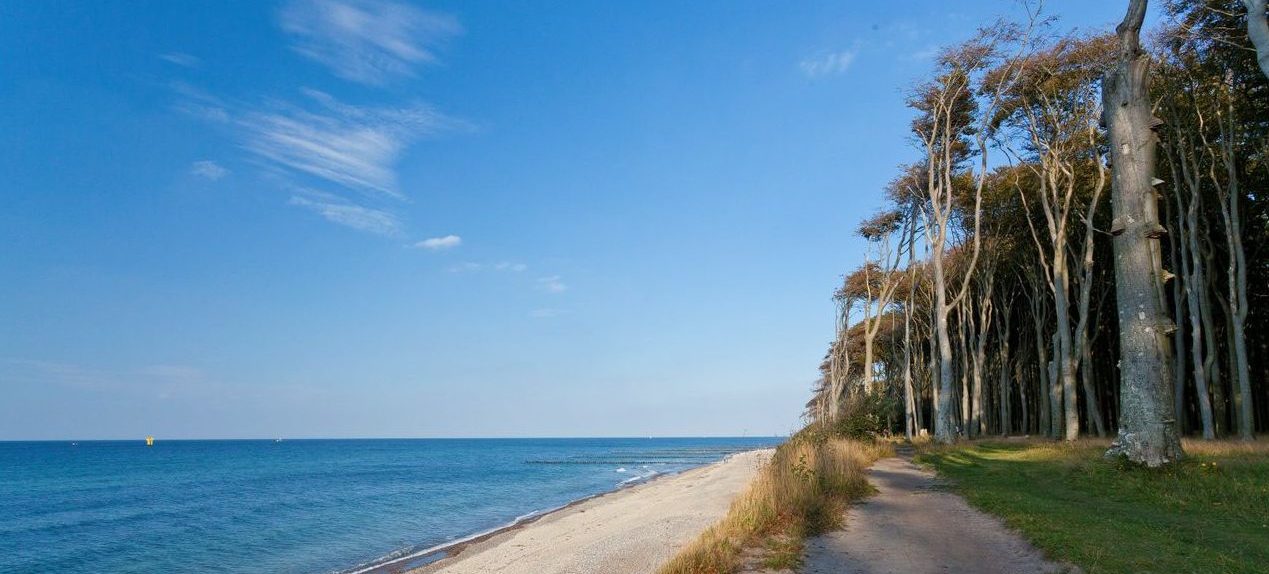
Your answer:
348,487 -> 616,574
348,449 -> 768,574
408,448 -> 773,574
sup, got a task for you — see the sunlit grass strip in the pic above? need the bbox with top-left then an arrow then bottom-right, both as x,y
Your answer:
658,432 -> 892,574
915,437 -> 1269,574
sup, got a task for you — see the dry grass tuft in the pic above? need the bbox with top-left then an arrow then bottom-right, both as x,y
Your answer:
657,430 -> 891,574
1182,436 -> 1269,456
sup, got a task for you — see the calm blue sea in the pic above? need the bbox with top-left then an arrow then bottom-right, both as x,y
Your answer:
0,437 -> 781,574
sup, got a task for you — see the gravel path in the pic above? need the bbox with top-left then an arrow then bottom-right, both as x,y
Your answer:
801,452 -> 1065,574
411,449 -> 771,574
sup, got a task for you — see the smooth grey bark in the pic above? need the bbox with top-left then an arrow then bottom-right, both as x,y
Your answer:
998,303 -> 1013,436
1245,0 -> 1269,80
958,304 -> 973,436
1199,235 -> 1225,435
972,271 -> 995,437
1015,162 -> 1084,439
903,310 -> 917,440
902,211 -> 921,440
919,39 -> 1013,443
1073,160 -> 1108,438
1026,279 -> 1053,436
1049,337 -> 1062,437
1176,145 -> 1217,439
964,307 -> 975,435
1103,0 -> 1184,466
1053,230 -> 1080,440
933,252 -> 959,442
1162,159 -> 1189,433
1214,113 -> 1255,440
929,299 -> 942,434
1080,334 -> 1106,436
1198,94 -> 1256,440
1017,357 -> 1029,434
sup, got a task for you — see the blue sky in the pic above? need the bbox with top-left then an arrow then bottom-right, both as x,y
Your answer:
0,1 -> 1153,440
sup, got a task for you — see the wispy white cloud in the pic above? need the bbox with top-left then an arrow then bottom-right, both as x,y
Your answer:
160,52 -> 201,67
415,234 -> 462,250
288,190 -> 402,235
799,50 -> 857,78
528,308 -> 562,319
190,160 -> 228,180
173,87 -> 459,235
170,5 -> 467,238
279,0 -> 462,85
537,275 -> 567,293
171,81 -> 232,123
448,261 -> 527,273
242,89 -> 455,199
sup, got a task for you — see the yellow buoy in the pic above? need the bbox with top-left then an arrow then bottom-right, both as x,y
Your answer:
145,436 -> 154,447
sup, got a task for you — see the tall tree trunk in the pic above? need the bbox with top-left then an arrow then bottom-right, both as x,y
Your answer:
999,306 -> 1013,436
1163,157 -> 1189,433
973,273 -> 995,437
863,334 -> 875,396
903,301 -> 916,439
932,242 -> 960,442
1180,164 -> 1216,439
1081,333 -> 1107,437
1245,0 -> 1269,79
1213,106 -> 1256,440
1103,0 -> 1184,466
1018,357 -> 1030,434
960,305 -> 973,437
1049,337 -> 1062,438
1032,290 -> 1053,436
1073,161 -> 1108,438
1054,250 -> 1081,440
1200,238 -> 1225,436
902,219 -> 920,440
930,299 -> 943,436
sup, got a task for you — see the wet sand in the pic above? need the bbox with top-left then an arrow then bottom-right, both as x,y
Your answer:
406,449 -> 772,574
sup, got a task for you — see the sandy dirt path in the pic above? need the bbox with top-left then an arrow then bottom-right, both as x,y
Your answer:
801,452 -> 1064,574
411,449 -> 771,574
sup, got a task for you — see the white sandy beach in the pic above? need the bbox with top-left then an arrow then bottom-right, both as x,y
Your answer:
409,449 -> 772,574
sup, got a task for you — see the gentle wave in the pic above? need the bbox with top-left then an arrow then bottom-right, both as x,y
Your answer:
0,437 -> 783,574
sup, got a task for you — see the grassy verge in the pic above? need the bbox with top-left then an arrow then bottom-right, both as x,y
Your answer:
915,437 -> 1269,574
658,430 -> 892,574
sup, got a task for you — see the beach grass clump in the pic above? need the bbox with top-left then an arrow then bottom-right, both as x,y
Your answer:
915,437 -> 1269,574
658,429 -> 891,574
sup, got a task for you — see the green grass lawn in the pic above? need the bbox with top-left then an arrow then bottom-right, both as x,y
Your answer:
915,438 -> 1269,574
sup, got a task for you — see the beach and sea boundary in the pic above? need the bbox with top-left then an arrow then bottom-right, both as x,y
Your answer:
385,449 -> 773,574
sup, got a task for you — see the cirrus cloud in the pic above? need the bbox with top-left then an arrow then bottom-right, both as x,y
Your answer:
190,160 -> 228,180
280,0 -> 462,85
799,50 -> 857,78
288,190 -> 402,236
537,275 -> 567,294
243,89 -> 457,200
